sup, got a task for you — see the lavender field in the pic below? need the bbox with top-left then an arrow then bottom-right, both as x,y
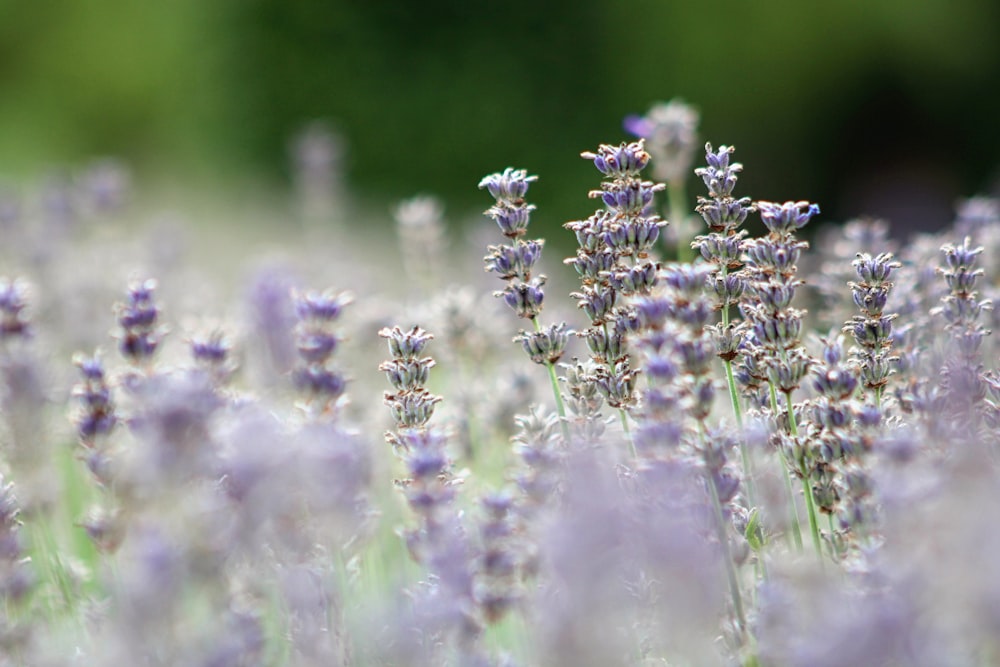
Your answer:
1,103 -> 1000,666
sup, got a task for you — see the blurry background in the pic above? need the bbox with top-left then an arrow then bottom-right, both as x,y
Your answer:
1,0 -> 999,239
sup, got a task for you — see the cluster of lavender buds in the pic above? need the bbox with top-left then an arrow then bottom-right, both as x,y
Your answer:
742,201 -> 820,401
292,289 -> 351,415
815,219 -> 896,329
379,326 -> 449,547
0,476 -> 32,656
630,264 -> 748,633
71,353 -> 117,486
624,99 -> 700,186
846,252 -> 901,404
933,238 -> 992,421
480,168 -> 569,365
804,337 -> 881,559
624,100 -> 701,261
479,169 -> 547,320
114,278 -> 164,368
565,140 -> 666,412
189,329 -> 236,386
379,326 -> 487,660
691,145 -> 756,425
0,278 -> 31,342
394,195 -> 447,293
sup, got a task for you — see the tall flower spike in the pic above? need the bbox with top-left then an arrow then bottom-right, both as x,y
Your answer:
624,99 -> 700,184
292,289 -> 352,413
480,166 -> 570,437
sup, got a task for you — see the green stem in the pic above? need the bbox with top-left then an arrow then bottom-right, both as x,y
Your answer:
770,382 -> 803,551
668,179 -> 692,263
703,432 -> 747,633
535,317 -> 571,444
785,390 -> 824,563
619,408 -> 637,460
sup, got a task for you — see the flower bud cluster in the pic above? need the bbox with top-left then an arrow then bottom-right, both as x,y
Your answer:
566,140 -> 667,410
115,278 -> 165,366
0,477 -> 33,611
692,144 -> 756,372
804,338 -> 875,542
379,326 -> 441,434
632,265 -> 724,455
0,278 -> 31,342
473,492 -> 522,624
480,169 -> 570,376
934,238 -> 992,361
72,353 -> 117,486
480,168 -> 549,322
845,252 -> 901,396
190,330 -> 236,386
740,201 -> 821,397
623,99 -> 700,184
292,289 -> 351,413
932,238 -> 993,418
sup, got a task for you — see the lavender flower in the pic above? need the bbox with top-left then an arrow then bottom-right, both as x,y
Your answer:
292,289 -> 352,414
624,99 -> 700,184
0,278 -> 31,341
115,278 -> 165,366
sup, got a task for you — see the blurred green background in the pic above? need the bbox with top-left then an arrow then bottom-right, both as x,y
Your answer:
1,0 -> 998,236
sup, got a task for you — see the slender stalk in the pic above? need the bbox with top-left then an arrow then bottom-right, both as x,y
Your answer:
769,382 -> 803,551
619,408 -> 637,460
785,390 -> 823,563
667,179 -> 692,263
703,438 -> 746,633
534,318 -> 570,444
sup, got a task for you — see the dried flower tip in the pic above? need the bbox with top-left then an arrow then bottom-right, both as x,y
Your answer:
379,325 -> 434,359
581,140 -> 651,177
853,252 -> 901,285
695,143 -> 742,198
478,168 -> 538,204
293,289 -> 352,322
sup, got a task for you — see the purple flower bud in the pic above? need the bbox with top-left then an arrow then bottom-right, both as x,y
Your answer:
478,168 -> 538,204
757,200 -> 821,237
515,322 -> 570,365
853,252 -> 900,285
694,231 -> 746,265
607,262 -> 659,294
564,248 -> 617,282
940,237 -> 983,271
292,365 -> 347,399
385,390 -> 442,428
812,367 -> 859,401
497,277 -> 546,319
379,357 -> 436,391
744,239 -> 807,277
484,239 -> 544,281
581,325 -> 626,364
695,144 -> 741,198
581,141 -> 651,177
0,278 -> 31,340
571,284 -> 617,324
116,278 -> 164,363
379,326 -> 434,359
484,201 -> 535,238
294,289 -> 352,322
